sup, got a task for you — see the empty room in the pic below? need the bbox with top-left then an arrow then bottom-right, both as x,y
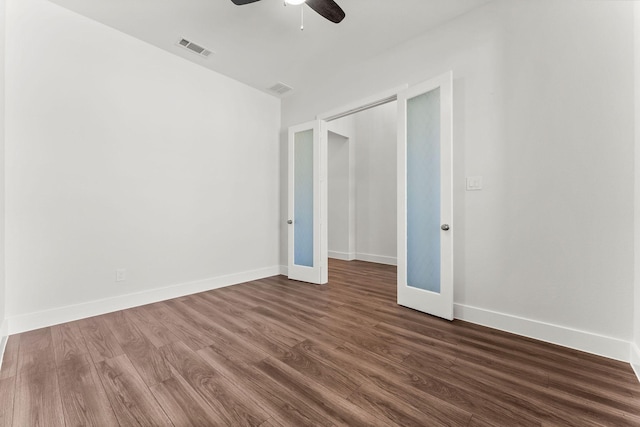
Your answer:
0,0 -> 640,425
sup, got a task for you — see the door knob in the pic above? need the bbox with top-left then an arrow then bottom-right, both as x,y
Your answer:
287,220 -> 293,225
441,224 -> 450,231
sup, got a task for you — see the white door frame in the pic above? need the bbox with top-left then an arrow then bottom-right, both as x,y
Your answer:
304,84 -> 409,283
317,85 -> 408,122
327,128 -> 357,262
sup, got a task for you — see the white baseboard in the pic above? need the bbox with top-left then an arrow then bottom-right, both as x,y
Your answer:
454,303 -> 630,363
631,343 -> 640,382
279,265 -> 288,276
356,253 -> 397,266
329,251 -> 356,261
8,266 -> 281,335
0,319 -> 8,373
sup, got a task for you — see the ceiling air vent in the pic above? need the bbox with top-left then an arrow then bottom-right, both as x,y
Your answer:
177,38 -> 213,58
268,82 -> 293,96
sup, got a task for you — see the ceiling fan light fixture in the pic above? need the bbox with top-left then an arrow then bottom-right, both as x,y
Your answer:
231,0 -> 345,24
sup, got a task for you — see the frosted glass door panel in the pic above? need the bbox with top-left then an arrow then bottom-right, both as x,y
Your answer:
397,72 -> 453,320
407,88 -> 441,292
294,129 -> 314,267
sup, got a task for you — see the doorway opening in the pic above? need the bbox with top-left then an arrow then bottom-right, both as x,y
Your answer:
327,100 -> 398,276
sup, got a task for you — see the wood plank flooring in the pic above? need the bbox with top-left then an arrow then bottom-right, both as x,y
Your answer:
1,259 -> 639,426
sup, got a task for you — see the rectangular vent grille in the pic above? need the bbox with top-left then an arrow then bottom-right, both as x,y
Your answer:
177,38 -> 213,58
268,82 -> 293,96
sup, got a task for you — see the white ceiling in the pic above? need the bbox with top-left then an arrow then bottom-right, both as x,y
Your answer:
48,0 -> 492,97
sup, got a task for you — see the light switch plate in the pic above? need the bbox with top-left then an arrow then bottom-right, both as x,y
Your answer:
466,176 -> 483,191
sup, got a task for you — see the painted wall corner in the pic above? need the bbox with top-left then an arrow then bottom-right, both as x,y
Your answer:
0,319 -> 8,371
631,343 -> 640,383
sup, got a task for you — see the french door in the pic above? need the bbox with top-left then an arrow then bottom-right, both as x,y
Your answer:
397,72 -> 454,320
286,73 -> 453,318
287,120 -> 328,284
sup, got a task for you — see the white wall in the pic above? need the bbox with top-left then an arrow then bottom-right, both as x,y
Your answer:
633,1 -> 640,376
353,102 -> 397,265
5,0 -> 281,333
282,0 -> 635,361
0,0 -> 6,355
328,131 -> 351,258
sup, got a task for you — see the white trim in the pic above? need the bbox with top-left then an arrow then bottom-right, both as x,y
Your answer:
279,265 -> 288,276
329,250 -> 356,261
631,343 -> 640,382
356,253 -> 397,266
348,133 -> 356,259
454,303 -> 630,363
8,266 -> 280,335
317,85 -> 408,122
326,125 -> 357,268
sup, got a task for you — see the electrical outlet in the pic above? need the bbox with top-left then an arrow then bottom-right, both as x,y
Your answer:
116,268 -> 126,282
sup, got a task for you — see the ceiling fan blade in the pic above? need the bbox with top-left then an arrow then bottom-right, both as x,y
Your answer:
305,0 -> 345,23
230,0 -> 261,5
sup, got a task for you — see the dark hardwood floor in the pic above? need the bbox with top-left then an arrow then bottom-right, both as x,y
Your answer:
1,259 -> 639,426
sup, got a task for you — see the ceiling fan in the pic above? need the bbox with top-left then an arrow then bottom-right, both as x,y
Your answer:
230,0 -> 346,24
